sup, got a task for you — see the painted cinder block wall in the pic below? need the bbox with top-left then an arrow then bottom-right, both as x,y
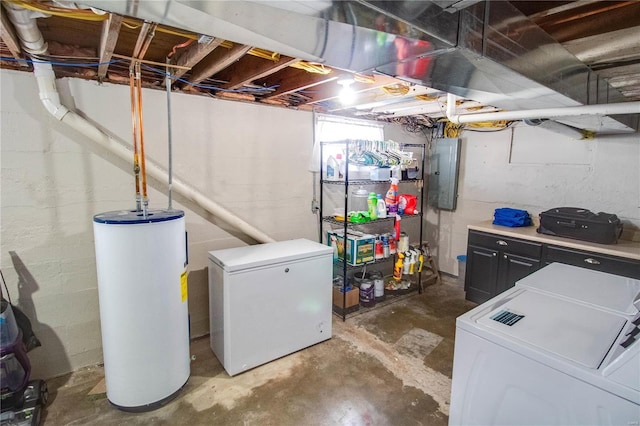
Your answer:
427,126 -> 640,276
2,68 -> 639,380
1,70 -> 319,379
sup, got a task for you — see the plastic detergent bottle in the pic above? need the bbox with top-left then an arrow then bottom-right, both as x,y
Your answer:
330,234 -> 338,261
376,194 -> 387,219
326,155 -> 339,180
336,153 -> 346,179
367,192 -> 378,220
385,178 -> 399,217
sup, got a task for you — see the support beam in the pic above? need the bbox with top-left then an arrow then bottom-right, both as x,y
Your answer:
97,13 -> 122,81
170,37 -> 224,80
188,43 -> 251,84
221,55 -> 299,90
260,67 -> 337,101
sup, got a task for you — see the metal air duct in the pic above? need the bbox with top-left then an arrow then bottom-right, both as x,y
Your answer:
78,0 -> 638,133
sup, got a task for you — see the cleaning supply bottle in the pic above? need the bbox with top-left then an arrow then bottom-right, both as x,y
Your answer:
330,234 -> 338,261
376,194 -> 387,219
393,253 -> 404,280
326,155 -> 339,181
394,215 -> 401,242
336,153 -> 346,180
385,178 -> 399,217
367,192 -> 378,220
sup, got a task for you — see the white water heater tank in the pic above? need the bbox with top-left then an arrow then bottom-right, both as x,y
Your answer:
93,209 -> 189,411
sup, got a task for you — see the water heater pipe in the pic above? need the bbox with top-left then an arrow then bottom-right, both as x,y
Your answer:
4,3 -> 276,244
446,93 -> 640,125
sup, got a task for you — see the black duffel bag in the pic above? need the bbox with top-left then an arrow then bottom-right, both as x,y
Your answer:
537,207 -> 623,245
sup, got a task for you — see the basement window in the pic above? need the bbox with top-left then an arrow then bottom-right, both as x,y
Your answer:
310,115 -> 384,172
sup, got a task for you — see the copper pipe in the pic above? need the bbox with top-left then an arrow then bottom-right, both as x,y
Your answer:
135,62 -> 149,213
129,69 -> 141,211
137,23 -> 157,60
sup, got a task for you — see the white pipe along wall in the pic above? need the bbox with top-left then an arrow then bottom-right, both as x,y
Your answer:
4,2 -> 275,245
446,93 -> 640,124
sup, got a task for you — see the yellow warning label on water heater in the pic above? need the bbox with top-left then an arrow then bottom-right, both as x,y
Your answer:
180,270 -> 188,302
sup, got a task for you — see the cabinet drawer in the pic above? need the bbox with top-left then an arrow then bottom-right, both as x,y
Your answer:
545,245 -> 640,279
468,231 -> 542,259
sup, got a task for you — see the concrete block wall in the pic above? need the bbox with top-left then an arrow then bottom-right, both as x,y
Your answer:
3,67 -> 638,379
1,70 -> 318,379
429,125 -> 640,276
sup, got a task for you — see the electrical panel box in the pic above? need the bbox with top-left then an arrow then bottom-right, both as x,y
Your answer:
428,138 -> 461,211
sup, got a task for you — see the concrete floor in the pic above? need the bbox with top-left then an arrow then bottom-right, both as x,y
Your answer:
42,277 -> 474,425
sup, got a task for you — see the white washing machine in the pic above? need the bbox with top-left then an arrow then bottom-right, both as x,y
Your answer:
450,263 -> 640,425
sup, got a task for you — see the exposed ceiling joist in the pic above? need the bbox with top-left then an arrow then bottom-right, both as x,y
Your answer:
0,6 -> 27,66
189,43 -> 252,84
534,1 -> 640,43
170,37 -> 224,80
222,55 -> 299,90
97,14 -> 123,80
259,68 -> 338,101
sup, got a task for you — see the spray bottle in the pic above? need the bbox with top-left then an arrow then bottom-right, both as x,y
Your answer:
385,178 -> 399,217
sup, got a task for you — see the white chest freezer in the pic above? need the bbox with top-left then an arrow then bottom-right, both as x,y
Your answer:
208,238 -> 333,376
450,263 -> 640,425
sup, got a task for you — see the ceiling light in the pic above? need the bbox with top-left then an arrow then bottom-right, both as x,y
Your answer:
337,78 -> 355,105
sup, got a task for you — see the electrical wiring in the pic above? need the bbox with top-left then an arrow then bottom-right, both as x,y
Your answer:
0,56 -> 120,67
139,63 -> 279,93
290,62 -> 331,74
6,0 -> 108,21
444,121 -> 463,138
121,21 -> 141,30
462,121 -> 516,132
465,121 -> 510,129
353,74 -> 375,84
382,83 -> 410,96
247,48 -> 280,62
167,39 -> 194,59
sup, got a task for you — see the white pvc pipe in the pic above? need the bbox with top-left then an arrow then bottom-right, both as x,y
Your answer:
6,5 -> 275,244
446,93 -> 640,124
62,112 -> 276,243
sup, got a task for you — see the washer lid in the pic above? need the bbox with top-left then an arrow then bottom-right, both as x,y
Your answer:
208,239 -> 332,272
517,263 -> 640,315
477,289 -> 626,369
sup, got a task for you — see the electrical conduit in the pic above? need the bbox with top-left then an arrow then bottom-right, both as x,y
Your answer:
4,3 -> 276,244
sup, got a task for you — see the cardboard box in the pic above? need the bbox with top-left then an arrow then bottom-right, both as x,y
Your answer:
328,231 -> 375,266
332,287 -> 359,315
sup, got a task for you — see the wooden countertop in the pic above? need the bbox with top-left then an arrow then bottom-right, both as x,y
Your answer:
468,220 -> 640,261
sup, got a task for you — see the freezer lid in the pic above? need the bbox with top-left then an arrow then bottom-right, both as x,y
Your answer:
208,238 -> 332,272
476,289 -> 626,369
517,263 -> 640,315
